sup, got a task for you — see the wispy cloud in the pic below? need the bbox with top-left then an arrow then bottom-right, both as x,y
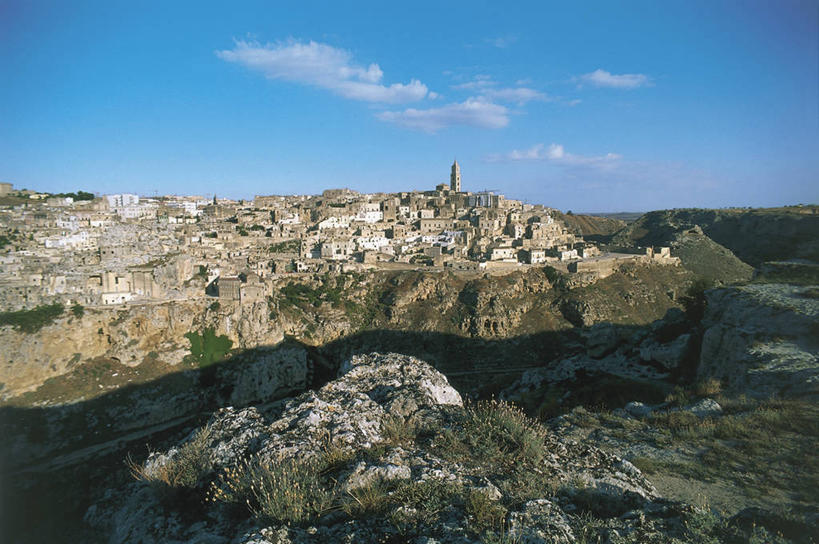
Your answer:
451,75 -> 495,90
451,75 -> 549,105
377,99 -> 509,133
486,143 -> 621,165
482,87 -> 550,105
576,69 -> 652,89
485,36 -> 517,48
216,39 -> 428,103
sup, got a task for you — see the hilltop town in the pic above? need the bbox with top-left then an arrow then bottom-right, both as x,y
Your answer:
0,162 -> 677,311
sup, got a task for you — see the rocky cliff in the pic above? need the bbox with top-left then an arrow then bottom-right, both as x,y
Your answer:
0,298 -> 289,399
1,264 -> 696,402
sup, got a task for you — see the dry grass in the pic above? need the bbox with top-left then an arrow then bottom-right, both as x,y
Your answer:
209,456 -> 335,524
440,399 -> 548,465
129,426 -> 212,488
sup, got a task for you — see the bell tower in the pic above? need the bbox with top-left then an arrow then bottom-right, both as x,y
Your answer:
450,159 -> 461,192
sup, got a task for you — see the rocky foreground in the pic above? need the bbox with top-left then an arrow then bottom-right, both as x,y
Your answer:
86,353 -> 808,543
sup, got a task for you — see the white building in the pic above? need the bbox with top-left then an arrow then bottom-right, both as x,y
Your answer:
318,216 -> 352,230
355,235 -> 390,251
105,194 -> 140,208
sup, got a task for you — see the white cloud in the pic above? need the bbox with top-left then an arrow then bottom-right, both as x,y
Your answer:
487,143 -> 621,165
377,99 -> 509,133
216,39 -> 428,103
451,75 -> 496,90
576,69 -> 652,89
482,87 -> 549,105
451,75 -> 549,104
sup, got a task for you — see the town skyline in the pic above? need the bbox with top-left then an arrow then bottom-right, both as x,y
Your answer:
2,0 -> 817,212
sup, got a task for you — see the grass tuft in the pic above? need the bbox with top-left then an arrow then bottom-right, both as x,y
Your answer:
129,426 -> 212,489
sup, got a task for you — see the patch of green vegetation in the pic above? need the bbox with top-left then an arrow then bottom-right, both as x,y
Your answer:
208,301 -> 220,312
278,274 -> 348,309
0,303 -> 64,332
184,327 -> 233,368
51,190 -> 94,201
203,231 -> 218,238
543,265 -> 561,284
71,303 -> 84,318
269,239 -> 300,253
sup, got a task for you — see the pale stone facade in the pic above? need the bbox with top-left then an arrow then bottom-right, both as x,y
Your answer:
450,160 -> 461,192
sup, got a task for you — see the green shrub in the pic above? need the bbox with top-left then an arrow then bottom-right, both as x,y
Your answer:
0,303 -> 64,332
184,327 -> 233,367
71,303 -> 84,318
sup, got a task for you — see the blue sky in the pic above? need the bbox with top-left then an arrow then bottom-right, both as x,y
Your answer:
1,0 -> 817,212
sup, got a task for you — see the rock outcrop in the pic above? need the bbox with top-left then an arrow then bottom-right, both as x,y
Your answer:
88,353 -> 716,544
698,284 -> 819,398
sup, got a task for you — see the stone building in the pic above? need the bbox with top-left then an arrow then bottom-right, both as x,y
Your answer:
217,276 -> 241,301
450,160 -> 461,192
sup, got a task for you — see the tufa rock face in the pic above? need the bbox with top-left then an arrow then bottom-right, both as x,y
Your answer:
87,352 -> 712,544
698,284 -> 819,398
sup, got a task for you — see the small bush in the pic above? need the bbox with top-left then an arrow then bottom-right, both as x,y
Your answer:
71,303 -> 84,318
390,478 -> 462,527
211,457 -> 334,524
455,400 -> 547,465
343,480 -> 390,517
